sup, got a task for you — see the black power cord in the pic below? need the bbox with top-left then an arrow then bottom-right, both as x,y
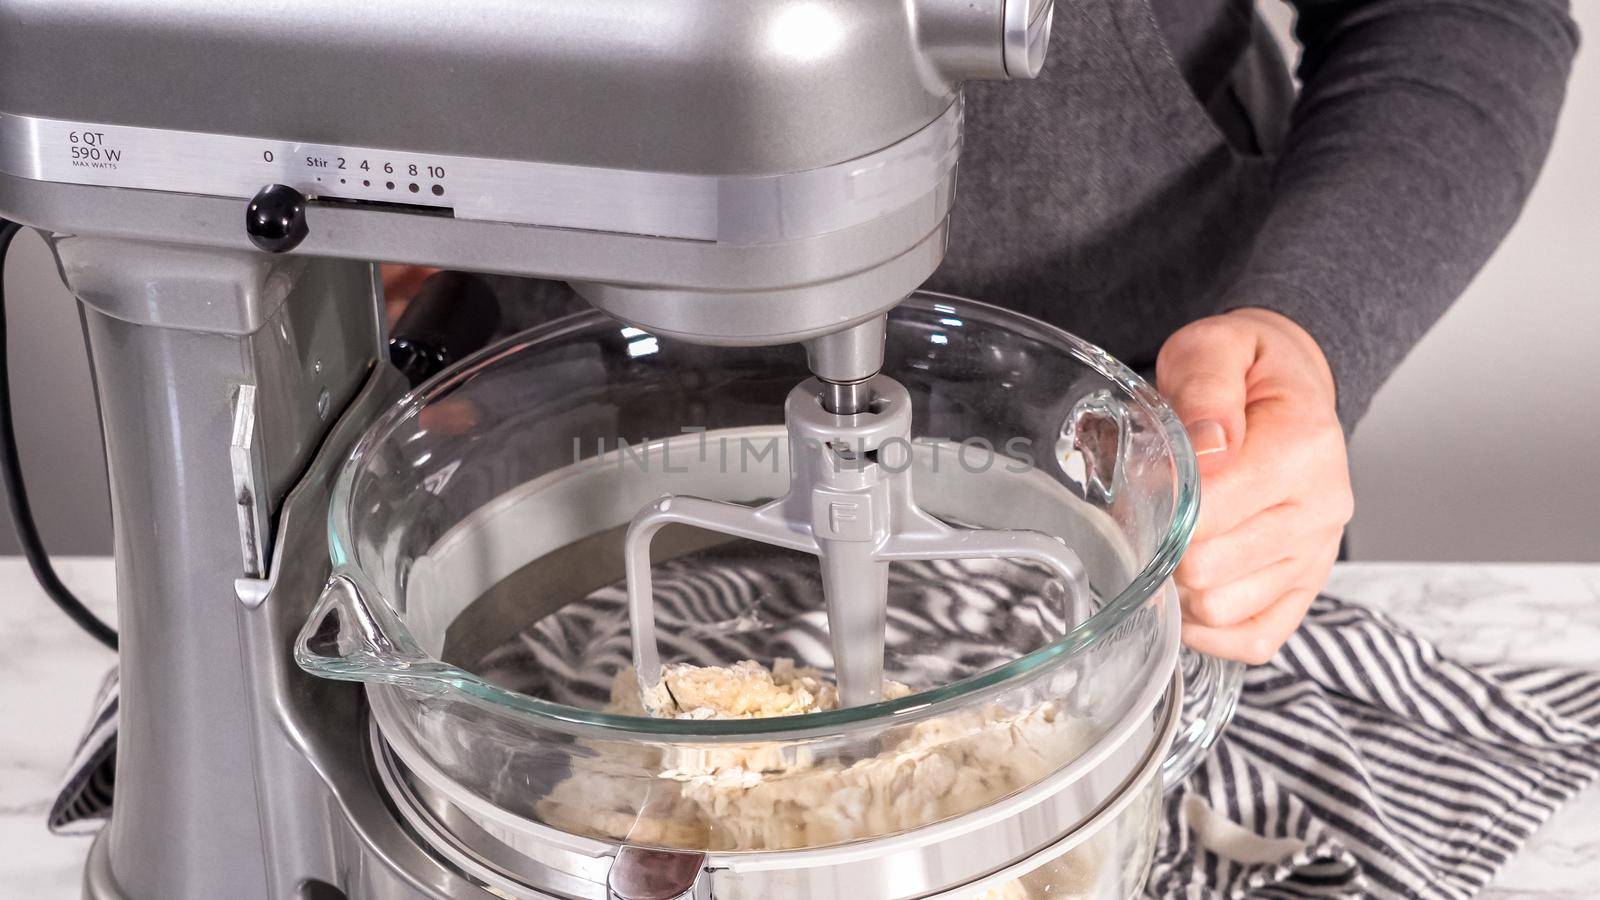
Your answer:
0,218 -> 118,651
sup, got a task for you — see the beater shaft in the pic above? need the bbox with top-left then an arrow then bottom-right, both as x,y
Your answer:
817,535 -> 893,706
820,379 -> 872,416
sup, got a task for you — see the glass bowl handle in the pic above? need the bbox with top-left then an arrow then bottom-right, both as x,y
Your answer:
1061,389 -> 1244,788
293,571 -> 436,687
1160,648 -> 1244,790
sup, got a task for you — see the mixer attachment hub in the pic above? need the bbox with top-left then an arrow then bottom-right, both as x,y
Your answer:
625,373 -> 1088,708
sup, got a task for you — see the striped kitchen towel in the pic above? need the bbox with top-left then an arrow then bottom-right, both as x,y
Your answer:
1149,597 -> 1600,899
47,664 -> 117,836
51,558 -> 1600,899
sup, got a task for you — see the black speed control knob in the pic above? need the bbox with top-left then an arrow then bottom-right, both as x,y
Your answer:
245,184 -> 309,253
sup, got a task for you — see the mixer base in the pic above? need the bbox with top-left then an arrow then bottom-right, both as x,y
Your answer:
82,830 -> 116,900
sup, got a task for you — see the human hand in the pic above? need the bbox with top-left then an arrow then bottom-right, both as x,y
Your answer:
1156,308 -> 1353,664
380,263 -> 441,326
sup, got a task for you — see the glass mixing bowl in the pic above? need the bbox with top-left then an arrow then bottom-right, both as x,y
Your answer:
295,293 -> 1240,895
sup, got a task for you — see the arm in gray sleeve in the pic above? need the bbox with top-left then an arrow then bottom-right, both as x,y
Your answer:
1229,0 -> 1577,427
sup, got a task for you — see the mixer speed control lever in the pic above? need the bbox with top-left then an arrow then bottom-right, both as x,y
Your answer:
245,184 -> 309,253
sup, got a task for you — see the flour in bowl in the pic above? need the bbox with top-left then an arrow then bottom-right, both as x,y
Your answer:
539,658 -> 1107,897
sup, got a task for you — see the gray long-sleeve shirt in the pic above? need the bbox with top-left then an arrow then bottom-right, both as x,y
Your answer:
928,0 -> 1578,428
1226,0 -> 1578,426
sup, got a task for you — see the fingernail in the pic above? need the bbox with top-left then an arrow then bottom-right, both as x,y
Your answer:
1189,419 -> 1228,456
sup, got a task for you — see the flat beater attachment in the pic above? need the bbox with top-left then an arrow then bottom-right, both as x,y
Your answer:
624,374 -> 1087,708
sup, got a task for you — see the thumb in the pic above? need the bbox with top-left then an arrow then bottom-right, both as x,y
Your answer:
1156,319 -> 1255,465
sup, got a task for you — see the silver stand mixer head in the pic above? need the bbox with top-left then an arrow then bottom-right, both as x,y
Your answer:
0,0 -> 1241,895
625,367 -> 1088,708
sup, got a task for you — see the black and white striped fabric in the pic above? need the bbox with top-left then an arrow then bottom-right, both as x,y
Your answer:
51,563 -> 1600,899
47,665 -> 117,836
1150,598 -> 1600,899
477,549 -> 1068,709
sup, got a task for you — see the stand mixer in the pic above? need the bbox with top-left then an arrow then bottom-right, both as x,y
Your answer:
0,2 -> 1238,897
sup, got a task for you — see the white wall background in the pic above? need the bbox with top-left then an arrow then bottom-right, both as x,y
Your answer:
1,2 -> 1596,560
0,231 -> 110,555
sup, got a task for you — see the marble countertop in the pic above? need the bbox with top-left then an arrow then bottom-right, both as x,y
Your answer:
2,558 -> 1597,898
